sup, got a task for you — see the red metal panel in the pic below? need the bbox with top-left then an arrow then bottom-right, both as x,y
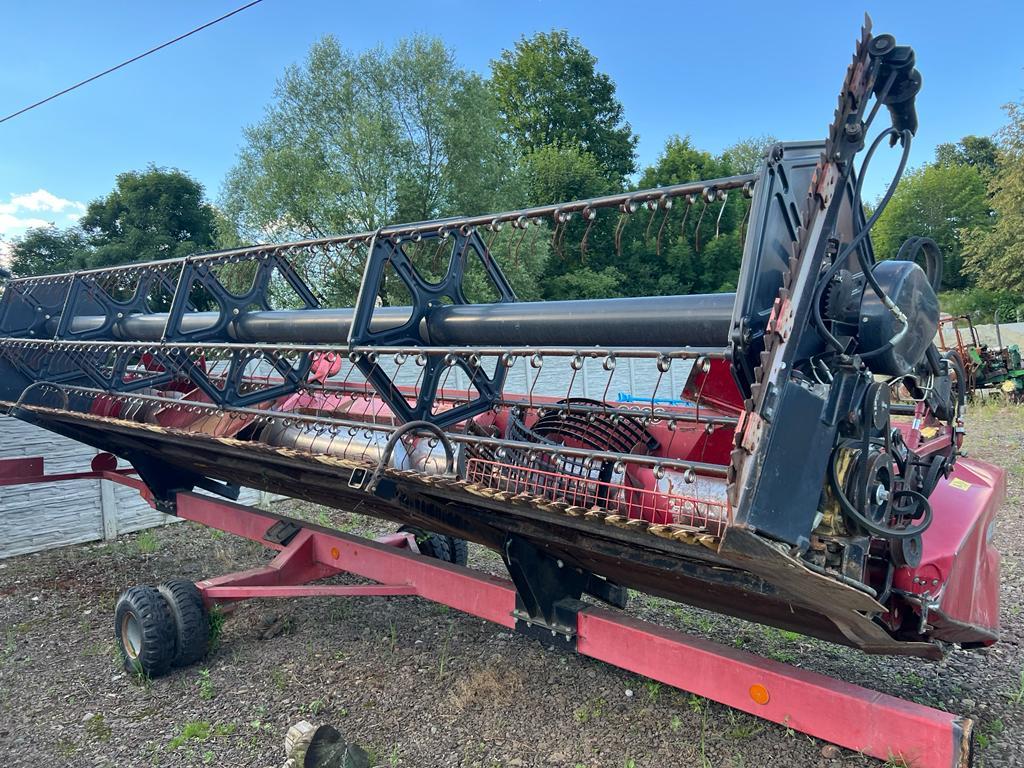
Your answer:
203,584 -> 417,599
0,456 -> 43,483
577,609 -> 969,768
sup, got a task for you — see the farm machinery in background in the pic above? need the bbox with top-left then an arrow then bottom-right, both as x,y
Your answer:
937,314 -> 1024,401
0,19 -> 1002,767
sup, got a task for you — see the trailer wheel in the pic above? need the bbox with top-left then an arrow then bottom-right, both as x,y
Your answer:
399,526 -> 469,566
158,580 -> 210,668
114,586 -> 176,678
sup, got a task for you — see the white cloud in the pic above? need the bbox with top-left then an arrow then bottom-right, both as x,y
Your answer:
0,189 -> 86,250
0,189 -> 86,216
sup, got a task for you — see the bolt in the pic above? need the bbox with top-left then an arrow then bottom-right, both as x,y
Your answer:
556,559 -> 563,569
874,484 -> 890,505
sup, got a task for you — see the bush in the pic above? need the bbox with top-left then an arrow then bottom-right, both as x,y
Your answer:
937,288 -> 1024,323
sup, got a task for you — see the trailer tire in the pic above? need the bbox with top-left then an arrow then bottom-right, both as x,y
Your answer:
114,586 -> 177,678
158,580 -> 210,668
399,526 -> 469,566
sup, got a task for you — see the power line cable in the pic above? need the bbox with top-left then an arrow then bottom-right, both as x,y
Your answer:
0,0 -> 265,126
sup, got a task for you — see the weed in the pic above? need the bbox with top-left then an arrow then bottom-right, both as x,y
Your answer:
84,713 -> 112,742
884,754 -> 911,768
389,745 -> 400,767
725,710 -> 763,740
168,721 -> 211,750
669,714 -> 682,732
135,530 -> 159,554
302,697 -> 327,717
643,680 -> 662,702
271,668 -> 287,691
574,697 -> 607,723
1007,669 -> 1024,707
202,750 -> 215,765
197,668 -> 214,700
207,604 -> 226,651
976,718 -> 1004,749
437,622 -> 454,680
624,758 -> 636,768
687,694 -> 705,714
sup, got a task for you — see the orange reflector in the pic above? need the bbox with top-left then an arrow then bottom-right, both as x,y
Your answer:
330,547 -> 340,560
749,684 -> 770,705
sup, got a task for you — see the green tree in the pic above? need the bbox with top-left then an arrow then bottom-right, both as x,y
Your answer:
871,162 -> 991,289
8,226 -> 90,277
935,135 -> 999,177
963,101 -> 1024,296
82,167 -> 217,269
721,135 -> 777,174
224,35 -> 518,241
491,30 -> 637,185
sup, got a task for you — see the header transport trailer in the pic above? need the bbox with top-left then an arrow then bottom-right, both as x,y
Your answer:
0,19 -> 1002,767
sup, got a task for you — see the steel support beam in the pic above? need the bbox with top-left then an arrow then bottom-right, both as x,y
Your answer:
168,490 -> 971,767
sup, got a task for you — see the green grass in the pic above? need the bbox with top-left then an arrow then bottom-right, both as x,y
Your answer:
135,530 -> 159,554
168,721 -> 211,750
84,713 -> 112,742
197,668 -> 214,700
207,605 -> 226,651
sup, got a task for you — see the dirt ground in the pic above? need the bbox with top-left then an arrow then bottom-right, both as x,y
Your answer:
1,403 -> 1022,768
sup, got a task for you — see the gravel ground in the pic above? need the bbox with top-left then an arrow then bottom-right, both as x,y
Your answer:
1,403 -> 1022,768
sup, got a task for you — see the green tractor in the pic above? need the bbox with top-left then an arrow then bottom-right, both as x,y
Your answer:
937,314 -> 1024,401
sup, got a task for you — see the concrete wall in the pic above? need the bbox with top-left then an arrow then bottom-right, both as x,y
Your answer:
972,321 -> 1024,350
0,415 -> 263,558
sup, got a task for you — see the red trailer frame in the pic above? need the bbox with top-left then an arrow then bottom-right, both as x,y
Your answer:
0,455 -> 973,768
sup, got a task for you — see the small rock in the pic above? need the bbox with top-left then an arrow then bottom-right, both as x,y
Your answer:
547,752 -> 566,764
821,744 -> 842,759
508,759 -> 524,767
961,698 -> 976,710
625,688 -> 634,698
81,712 -> 94,723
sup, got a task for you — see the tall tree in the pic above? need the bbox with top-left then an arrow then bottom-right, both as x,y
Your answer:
935,135 -> 999,177
82,167 -> 217,269
223,35 -> 518,242
8,226 -> 90,277
8,167 -> 216,277
871,162 -> 991,289
963,101 -> 1024,294
491,30 -> 637,187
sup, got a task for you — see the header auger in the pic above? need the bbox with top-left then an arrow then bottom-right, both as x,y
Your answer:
0,19 -> 1002,667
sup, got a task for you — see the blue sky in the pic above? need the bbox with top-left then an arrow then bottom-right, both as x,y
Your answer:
2,1 -> 1022,249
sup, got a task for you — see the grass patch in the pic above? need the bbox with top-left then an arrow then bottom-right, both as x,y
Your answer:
197,668 -> 214,700
166,720 -> 233,751
84,713 -> 111,742
208,604 -> 226,651
135,530 -> 159,554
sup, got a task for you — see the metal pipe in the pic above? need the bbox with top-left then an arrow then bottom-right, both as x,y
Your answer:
56,293 -> 736,349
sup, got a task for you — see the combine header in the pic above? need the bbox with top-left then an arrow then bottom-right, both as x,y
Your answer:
0,20 -> 1002,767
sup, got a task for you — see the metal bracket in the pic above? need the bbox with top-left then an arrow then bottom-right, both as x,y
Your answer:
347,228 -> 516,427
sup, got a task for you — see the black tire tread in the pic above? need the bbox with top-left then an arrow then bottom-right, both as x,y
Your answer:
158,580 -> 210,668
398,525 -> 468,566
114,585 -> 176,678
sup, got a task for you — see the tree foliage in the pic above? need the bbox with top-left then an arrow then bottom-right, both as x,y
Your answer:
491,30 -> 637,185
223,35 -> 519,243
9,226 -> 90,277
81,167 -> 217,268
871,162 -> 992,289
962,101 -> 1024,296
935,135 -> 999,177
8,167 -> 217,277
